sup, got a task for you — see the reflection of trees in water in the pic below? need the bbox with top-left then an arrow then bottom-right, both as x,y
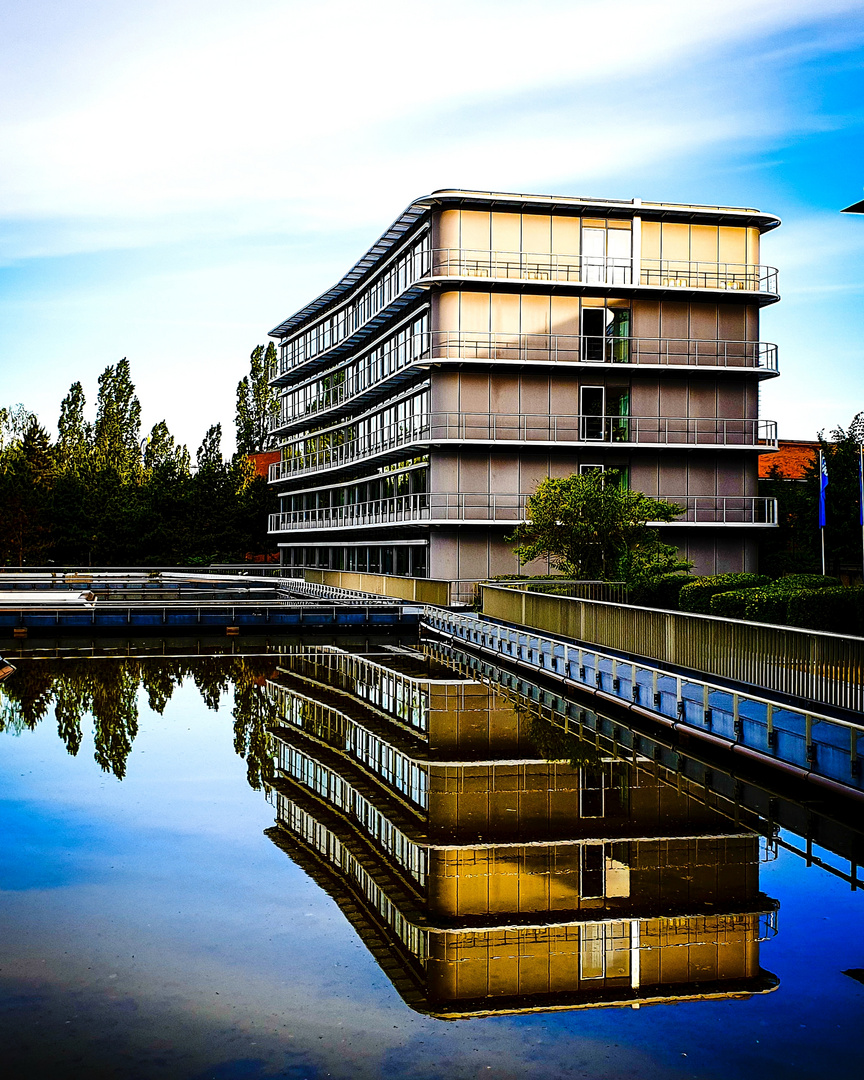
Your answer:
0,657 -> 278,787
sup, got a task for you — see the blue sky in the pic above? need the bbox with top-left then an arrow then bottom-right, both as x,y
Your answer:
1,0 -> 863,453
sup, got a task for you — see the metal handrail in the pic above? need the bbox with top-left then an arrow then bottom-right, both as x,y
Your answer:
269,414 -> 778,483
269,331 -> 778,432
429,248 -> 778,294
268,494 -> 777,532
272,248 -> 779,380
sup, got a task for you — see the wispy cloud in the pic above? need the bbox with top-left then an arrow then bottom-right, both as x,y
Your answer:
1,0 -> 863,445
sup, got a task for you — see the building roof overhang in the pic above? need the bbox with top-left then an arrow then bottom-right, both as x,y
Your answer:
841,199 -> 864,214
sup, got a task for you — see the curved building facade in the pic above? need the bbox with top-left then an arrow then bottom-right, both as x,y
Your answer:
267,190 -> 780,578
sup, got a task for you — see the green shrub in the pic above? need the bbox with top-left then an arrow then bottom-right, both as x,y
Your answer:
744,589 -> 792,625
769,574 -> 841,592
786,586 -> 864,635
679,573 -> 771,614
709,589 -> 754,618
631,573 -> 692,610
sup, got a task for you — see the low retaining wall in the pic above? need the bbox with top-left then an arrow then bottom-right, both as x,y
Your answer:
304,570 -> 452,606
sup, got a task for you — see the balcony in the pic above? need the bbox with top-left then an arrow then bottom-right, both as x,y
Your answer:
269,413 -> 778,484
269,332 -> 778,436
430,249 -> 778,295
271,251 -> 780,382
268,494 -> 777,533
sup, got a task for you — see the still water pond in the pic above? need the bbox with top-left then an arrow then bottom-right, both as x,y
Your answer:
0,637 -> 861,1080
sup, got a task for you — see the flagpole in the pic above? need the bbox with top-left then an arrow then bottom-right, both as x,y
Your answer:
859,444 -> 864,585
819,449 -> 828,576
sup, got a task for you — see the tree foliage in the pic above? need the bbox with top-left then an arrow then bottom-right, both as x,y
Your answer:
235,342 -> 280,454
0,357 -> 277,566
759,411 -> 864,576
0,656 -> 279,785
511,471 -> 685,580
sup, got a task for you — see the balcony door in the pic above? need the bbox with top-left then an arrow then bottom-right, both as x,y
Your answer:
581,307 -> 631,363
582,227 -> 632,285
580,386 -> 605,441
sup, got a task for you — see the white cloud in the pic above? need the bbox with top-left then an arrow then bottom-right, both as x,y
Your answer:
1,0 -> 862,233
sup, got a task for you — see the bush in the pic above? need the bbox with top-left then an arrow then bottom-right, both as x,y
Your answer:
786,586 -> 864,635
709,589 -> 754,618
744,589 -> 792,624
632,573 -> 693,610
679,573 -> 771,614
769,574 -> 841,592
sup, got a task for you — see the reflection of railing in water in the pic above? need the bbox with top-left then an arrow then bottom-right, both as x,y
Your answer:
268,645 -> 460,731
424,607 -> 864,795
425,636 -> 864,891
266,678 -> 430,810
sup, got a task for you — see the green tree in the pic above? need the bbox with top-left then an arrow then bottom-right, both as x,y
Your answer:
93,358 -> 142,479
235,343 -> 280,454
143,419 -> 191,477
0,404 -> 37,453
56,381 -> 92,471
511,471 -> 684,580
0,418 -> 55,565
813,413 -> 864,574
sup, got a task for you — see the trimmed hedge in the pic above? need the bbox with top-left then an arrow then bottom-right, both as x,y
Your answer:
631,573 -> 693,609
786,586 -> 864,635
678,574 -> 771,614
707,582 -> 864,634
764,573 -> 841,592
744,589 -> 792,624
708,589 -> 753,618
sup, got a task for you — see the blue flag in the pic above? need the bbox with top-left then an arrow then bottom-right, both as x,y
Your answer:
818,450 -> 829,529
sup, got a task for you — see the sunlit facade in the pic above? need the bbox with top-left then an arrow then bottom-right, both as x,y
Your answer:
267,190 -> 780,578
265,646 -> 778,1017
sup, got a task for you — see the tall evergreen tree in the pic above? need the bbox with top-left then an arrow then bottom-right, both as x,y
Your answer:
93,358 -> 142,478
235,343 -> 280,454
56,381 -> 92,471
143,420 -> 191,476
0,417 -> 55,565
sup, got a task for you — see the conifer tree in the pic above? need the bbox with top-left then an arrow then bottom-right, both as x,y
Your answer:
93,358 -> 142,478
56,381 -> 92,471
235,343 -> 280,454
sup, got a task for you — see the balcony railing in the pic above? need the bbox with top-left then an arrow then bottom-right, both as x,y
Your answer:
268,414 -> 778,483
269,332 -> 778,434
430,249 -> 778,294
271,250 -> 780,380
268,494 -> 777,532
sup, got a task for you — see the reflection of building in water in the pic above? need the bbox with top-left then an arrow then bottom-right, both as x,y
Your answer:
266,646 -> 778,1017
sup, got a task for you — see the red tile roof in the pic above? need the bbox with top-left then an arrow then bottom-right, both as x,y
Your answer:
759,440 -> 818,480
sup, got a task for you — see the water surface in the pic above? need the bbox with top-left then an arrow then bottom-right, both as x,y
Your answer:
0,639 -> 861,1079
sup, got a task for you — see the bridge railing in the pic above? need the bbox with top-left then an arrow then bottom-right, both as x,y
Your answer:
479,584 -> 864,716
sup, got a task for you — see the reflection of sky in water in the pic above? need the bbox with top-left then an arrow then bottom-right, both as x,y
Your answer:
0,675 -> 862,1080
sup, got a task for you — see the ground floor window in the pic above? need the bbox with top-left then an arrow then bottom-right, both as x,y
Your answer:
280,544 -> 428,577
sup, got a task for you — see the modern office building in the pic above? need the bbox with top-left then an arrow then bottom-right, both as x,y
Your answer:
265,646 -> 778,1017
267,190 -> 780,579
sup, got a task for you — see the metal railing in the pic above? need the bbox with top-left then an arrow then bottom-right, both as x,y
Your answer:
269,331 -> 778,435
421,614 -> 864,794
269,413 -> 777,483
270,248 -> 779,382
478,585 -> 864,716
269,494 -> 777,532
429,249 -> 779,294
428,331 -> 778,370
